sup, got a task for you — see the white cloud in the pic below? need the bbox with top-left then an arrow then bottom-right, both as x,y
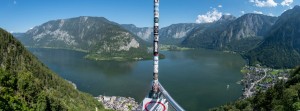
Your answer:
241,11 -> 245,14
253,11 -> 263,14
218,5 -> 222,8
250,0 -> 278,7
281,0 -> 293,6
196,8 -> 222,23
268,13 -> 274,16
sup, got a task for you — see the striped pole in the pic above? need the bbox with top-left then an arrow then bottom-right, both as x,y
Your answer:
152,0 -> 160,95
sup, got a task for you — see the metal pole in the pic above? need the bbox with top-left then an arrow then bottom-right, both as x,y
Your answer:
152,0 -> 160,96
159,82 -> 185,111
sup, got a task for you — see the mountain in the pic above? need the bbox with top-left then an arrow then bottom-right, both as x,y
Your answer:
245,6 -> 300,68
212,67 -> 300,111
218,14 -> 277,51
220,14 -> 277,41
19,16 -> 151,61
0,28 -> 105,110
121,24 -> 153,41
159,23 -> 199,45
121,23 -> 199,45
183,14 -> 277,52
182,15 -> 236,49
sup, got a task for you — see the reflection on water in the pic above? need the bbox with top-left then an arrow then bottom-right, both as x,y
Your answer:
91,61 -> 137,76
30,48 -> 137,76
29,48 -> 245,111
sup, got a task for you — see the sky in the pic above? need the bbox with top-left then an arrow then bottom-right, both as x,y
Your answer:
0,0 -> 299,32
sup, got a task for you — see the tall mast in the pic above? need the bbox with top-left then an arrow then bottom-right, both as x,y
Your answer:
142,1 -> 184,110
152,0 -> 160,97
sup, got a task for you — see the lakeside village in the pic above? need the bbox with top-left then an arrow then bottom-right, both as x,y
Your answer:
95,95 -> 139,111
240,65 -> 290,98
66,80 -> 139,111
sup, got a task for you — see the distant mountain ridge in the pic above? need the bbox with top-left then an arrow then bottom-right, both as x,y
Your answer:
182,14 -> 277,52
159,23 -> 199,45
16,6 -> 300,68
12,32 -> 25,38
220,14 -> 277,41
182,15 -> 237,49
121,23 -> 199,45
121,24 -> 153,41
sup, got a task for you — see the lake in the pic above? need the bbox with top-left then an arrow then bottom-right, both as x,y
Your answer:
29,48 -> 245,111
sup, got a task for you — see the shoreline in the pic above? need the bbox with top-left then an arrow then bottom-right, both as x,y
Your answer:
27,47 -> 153,61
25,46 -> 89,53
159,45 -> 193,51
66,80 -> 77,89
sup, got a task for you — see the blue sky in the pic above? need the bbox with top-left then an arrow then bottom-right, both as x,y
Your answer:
0,0 -> 299,32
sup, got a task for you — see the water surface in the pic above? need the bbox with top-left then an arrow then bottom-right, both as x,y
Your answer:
29,48 -> 245,110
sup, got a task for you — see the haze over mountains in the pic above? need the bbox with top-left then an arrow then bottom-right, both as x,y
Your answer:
14,5 -> 300,68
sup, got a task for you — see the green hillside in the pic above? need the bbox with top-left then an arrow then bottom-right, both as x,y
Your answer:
0,28 -> 107,110
245,6 -> 300,68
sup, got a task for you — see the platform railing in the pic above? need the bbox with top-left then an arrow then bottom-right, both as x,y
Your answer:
158,82 -> 185,111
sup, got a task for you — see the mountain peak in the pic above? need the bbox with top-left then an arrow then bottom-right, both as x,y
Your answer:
218,14 -> 236,22
242,13 -> 266,17
122,24 -> 136,27
274,5 -> 300,26
290,5 -> 300,13
281,5 -> 300,15
293,5 -> 300,9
